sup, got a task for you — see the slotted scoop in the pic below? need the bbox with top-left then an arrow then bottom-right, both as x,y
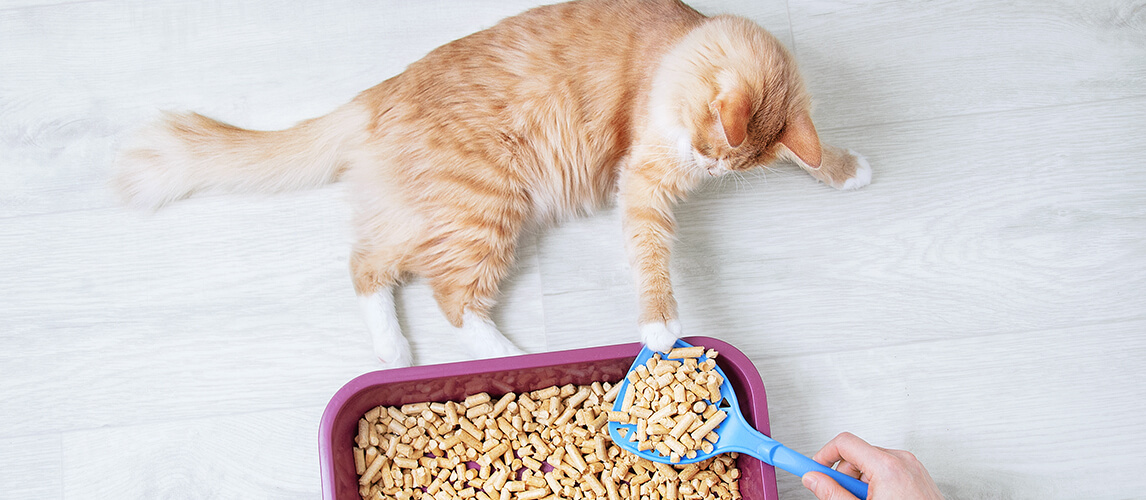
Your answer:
608,339 -> 868,499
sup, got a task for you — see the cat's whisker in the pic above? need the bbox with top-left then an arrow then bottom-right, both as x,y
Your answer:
733,171 -> 750,192
750,168 -> 769,186
719,173 -> 734,192
752,164 -> 796,182
728,171 -> 752,193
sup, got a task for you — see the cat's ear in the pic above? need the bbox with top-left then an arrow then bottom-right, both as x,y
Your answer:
778,111 -> 822,169
709,91 -> 751,148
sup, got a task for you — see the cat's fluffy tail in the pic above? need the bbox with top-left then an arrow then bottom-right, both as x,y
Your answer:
113,104 -> 365,209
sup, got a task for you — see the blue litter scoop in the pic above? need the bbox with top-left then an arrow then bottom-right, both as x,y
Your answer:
608,339 -> 869,499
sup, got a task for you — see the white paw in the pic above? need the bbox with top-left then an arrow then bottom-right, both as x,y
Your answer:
475,339 -> 526,358
360,290 -> 413,368
374,337 -> 414,368
459,311 -> 526,359
841,149 -> 872,191
640,320 -> 681,353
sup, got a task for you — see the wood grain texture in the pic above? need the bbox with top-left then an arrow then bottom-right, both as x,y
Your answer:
0,434 -> 61,500
0,187 -> 546,436
756,321 -> 1146,499
0,0 -> 553,217
1,0 -> 1144,498
540,97 -> 1146,357
61,407 -> 322,499
788,0 -> 1146,130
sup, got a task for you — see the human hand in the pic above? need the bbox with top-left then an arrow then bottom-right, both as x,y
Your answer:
801,432 -> 944,500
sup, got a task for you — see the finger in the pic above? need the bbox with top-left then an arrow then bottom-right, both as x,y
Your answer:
802,471 -> 861,500
833,459 -> 863,480
812,435 -> 845,465
813,432 -> 881,469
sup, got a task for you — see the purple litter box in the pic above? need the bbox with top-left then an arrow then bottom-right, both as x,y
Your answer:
319,336 -> 778,500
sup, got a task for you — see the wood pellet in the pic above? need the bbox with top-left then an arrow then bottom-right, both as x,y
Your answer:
611,348 -> 727,463
353,379 -> 742,500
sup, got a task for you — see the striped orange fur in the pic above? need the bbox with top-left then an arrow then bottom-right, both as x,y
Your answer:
114,0 -> 871,365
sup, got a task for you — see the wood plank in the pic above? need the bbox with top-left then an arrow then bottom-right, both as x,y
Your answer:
538,97 -> 1146,356
61,407 -> 322,499
0,434 -> 62,500
755,320 -> 1146,499
0,187 -> 546,436
786,0 -> 1146,130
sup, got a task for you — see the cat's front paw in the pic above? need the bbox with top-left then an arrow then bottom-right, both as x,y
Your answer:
840,149 -> 872,191
640,320 -> 681,353
801,144 -> 872,191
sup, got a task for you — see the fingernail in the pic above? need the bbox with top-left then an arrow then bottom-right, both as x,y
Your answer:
802,473 -> 818,490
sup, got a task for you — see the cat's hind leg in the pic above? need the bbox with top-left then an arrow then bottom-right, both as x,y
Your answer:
357,287 -> 413,368
421,230 -> 527,360
351,244 -> 413,368
429,277 -> 526,360
457,310 -> 526,359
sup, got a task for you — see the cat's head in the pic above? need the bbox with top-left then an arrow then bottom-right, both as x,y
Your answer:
653,15 -> 822,177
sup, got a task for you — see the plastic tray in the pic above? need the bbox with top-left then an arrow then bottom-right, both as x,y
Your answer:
319,336 -> 778,499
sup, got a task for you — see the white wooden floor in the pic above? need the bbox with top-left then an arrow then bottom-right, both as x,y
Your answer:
2,1 -> 1144,498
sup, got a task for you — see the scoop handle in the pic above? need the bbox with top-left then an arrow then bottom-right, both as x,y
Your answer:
769,444 -> 869,499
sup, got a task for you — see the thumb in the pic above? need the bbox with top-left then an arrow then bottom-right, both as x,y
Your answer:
802,471 -> 861,500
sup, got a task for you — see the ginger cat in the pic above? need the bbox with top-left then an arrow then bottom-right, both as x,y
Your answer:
114,0 -> 871,367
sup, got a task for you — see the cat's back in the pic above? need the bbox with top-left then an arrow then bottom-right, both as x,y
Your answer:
487,0 -> 703,60
352,0 -> 707,224
361,0 -> 704,134
412,0 -> 702,80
